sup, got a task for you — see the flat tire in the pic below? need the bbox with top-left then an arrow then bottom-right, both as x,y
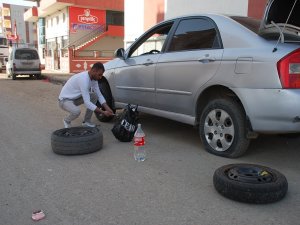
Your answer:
51,127 -> 103,155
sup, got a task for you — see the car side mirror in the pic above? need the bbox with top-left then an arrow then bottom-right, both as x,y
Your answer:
114,48 -> 125,59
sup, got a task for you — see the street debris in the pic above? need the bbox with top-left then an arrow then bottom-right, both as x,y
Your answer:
31,210 -> 46,221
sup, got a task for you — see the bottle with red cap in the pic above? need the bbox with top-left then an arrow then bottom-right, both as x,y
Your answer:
134,123 -> 146,162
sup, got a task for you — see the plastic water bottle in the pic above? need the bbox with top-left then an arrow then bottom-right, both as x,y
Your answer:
134,124 -> 146,162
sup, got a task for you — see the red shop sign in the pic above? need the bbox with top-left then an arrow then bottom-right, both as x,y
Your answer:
69,6 -> 105,26
78,9 -> 98,24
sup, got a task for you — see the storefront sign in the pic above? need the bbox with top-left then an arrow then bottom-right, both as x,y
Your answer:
71,23 -> 104,31
78,9 -> 98,24
69,7 -> 105,33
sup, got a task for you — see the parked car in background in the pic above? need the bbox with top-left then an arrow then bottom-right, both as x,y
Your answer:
103,0 -> 300,158
6,47 -> 41,80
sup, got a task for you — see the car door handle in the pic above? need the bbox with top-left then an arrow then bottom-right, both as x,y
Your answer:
198,57 -> 216,63
143,60 -> 154,66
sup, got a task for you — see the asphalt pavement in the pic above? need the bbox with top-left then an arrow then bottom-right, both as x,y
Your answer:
0,73 -> 300,225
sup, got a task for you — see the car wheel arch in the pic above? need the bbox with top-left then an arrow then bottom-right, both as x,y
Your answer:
103,70 -> 116,95
195,85 -> 248,126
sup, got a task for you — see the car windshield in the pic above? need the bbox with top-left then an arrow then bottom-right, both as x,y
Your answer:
230,16 -> 261,34
15,49 -> 39,60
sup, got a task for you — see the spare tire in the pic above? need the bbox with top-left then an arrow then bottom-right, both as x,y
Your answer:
95,76 -> 116,122
51,127 -> 103,155
213,163 -> 288,204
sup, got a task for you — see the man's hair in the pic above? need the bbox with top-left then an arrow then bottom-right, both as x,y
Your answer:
91,62 -> 105,72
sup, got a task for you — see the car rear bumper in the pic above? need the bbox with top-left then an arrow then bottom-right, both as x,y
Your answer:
14,70 -> 41,75
234,88 -> 300,133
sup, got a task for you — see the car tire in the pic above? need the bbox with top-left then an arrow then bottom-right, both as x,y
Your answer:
199,98 -> 250,158
94,76 -> 116,122
51,127 -> 103,155
213,163 -> 288,204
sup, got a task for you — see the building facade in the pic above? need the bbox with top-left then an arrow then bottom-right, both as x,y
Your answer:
124,0 -> 268,48
1,3 -> 37,45
0,3 -> 37,69
24,0 -> 268,73
25,0 -> 124,73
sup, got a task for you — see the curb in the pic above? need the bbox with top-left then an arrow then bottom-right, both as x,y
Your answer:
41,73 -> 73,85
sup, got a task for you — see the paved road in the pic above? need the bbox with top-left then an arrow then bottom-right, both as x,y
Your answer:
0,74 -> 299,225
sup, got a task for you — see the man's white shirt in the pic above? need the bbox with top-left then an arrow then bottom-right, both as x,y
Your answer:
58,71 -> 106,111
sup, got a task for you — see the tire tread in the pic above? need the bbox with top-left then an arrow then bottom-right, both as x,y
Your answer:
213,164 -> 288,204
51,127 -> 103,155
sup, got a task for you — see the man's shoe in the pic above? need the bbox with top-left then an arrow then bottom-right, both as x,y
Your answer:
82,121 -> 96,127
63,119 -> 71,128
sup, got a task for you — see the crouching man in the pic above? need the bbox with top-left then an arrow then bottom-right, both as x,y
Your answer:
58,62 -> 113,128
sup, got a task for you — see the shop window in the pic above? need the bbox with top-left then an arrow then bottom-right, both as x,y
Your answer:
106,11 -> 124,26
39,35 -> 45,44
62,37 -> 69,48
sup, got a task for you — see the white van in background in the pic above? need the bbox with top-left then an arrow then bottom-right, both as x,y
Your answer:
6,47 -> 41,80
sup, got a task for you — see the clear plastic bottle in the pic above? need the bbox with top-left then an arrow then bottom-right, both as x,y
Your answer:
134,124 -> 146,162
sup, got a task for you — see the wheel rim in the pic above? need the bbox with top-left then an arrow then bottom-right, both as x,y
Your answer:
57,128 -> 96,137
226,166 -> 274,184
204,109 -> 234,152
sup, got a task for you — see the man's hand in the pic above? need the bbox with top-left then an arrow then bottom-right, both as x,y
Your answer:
95,103 -> 114,117
102,110 -> 113,117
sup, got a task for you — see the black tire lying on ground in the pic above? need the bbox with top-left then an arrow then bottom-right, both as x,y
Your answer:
51,127 -> 103,155
213,163 -> 288,204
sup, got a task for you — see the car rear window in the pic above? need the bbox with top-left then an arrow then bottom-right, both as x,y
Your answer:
15,49 -> 39,60
230,16 -> 261,34
266,0 -> 300,27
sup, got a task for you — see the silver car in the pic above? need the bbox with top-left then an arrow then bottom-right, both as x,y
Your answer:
103,0 -> 300,158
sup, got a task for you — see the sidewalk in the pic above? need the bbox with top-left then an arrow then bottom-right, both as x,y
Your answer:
41,70 -> 74,85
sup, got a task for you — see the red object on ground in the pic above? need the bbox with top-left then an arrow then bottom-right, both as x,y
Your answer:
32,210 -> 46,221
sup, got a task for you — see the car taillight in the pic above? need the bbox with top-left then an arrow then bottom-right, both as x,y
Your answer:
277,48 -> 300,89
